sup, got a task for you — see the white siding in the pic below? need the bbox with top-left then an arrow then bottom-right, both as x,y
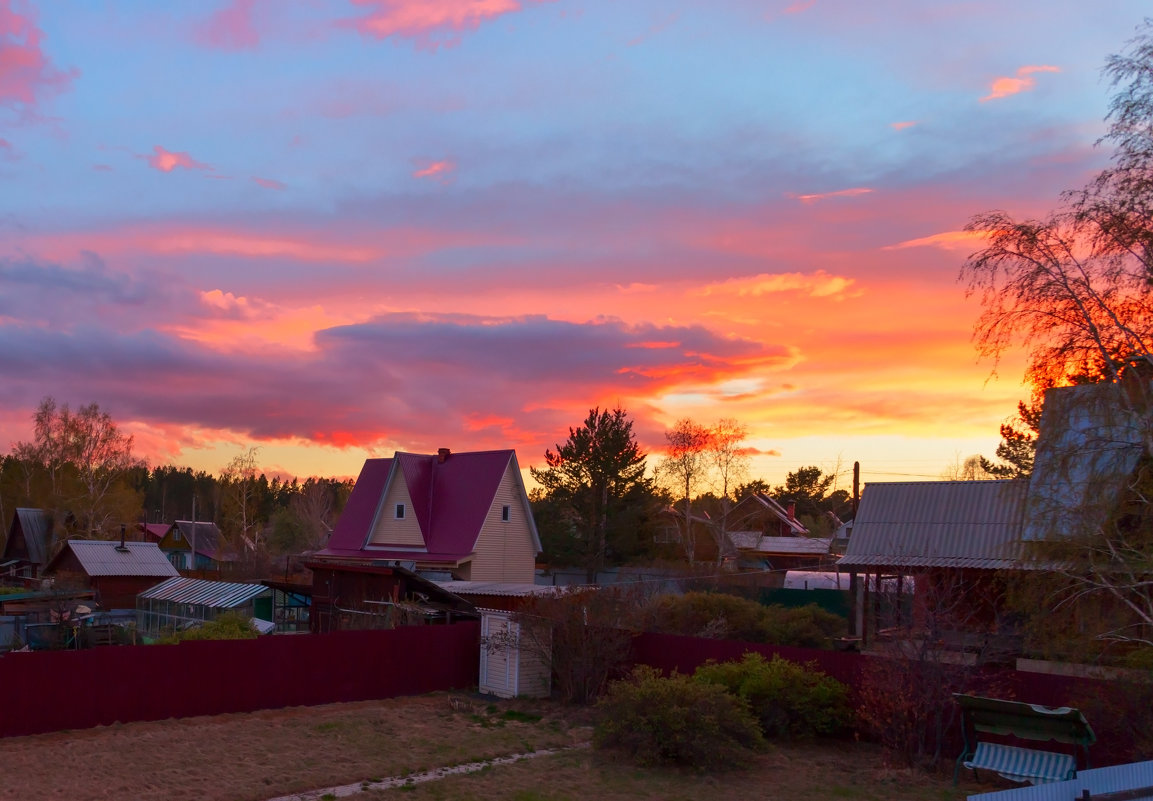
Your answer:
469,463 -> 536,582
479,612 -> 551,699
368,472 -> 425,547
480,614 -> 513,698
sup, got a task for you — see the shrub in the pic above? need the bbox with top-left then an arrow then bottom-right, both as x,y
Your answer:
641,592 -> 845,648
159,611 -> 260,643
693,652 -> 850,739
594,666 -> 765,771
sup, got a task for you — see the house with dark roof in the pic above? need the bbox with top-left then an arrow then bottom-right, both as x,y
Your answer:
1,509 -> 55,579
157,521 -> 235,570
306,448 -> 540,631
44,539 -> 180,610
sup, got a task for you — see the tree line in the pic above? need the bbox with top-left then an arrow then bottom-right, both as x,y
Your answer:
0,397 -> 352,561
530,407 -> 850,581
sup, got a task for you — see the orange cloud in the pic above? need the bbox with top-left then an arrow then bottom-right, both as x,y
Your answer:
154,232 -> 379,261
699,271 -> 859,300
252,176 -> 286,190
145,145 -> 212,173
884,229 -> 989,251
890,121 -> 917,131
793,187 -> 873,204
981,65 -> 1059,102
413,158 -> 456,181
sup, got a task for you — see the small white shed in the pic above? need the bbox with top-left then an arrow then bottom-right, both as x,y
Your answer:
478,609 -> 551,699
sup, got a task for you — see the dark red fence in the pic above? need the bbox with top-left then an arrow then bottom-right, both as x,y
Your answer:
631,632 -> 1146,765
0,622 -> 480,738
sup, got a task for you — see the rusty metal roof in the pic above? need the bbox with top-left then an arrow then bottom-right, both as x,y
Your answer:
56,540 -> 181,577
837,479 -> 1029,570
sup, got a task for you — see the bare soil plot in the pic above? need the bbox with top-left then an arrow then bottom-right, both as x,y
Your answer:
0,694 -> 585,801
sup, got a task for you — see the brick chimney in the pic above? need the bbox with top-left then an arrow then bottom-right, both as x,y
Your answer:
437,448 -> 451,463
787,503 -> 796,521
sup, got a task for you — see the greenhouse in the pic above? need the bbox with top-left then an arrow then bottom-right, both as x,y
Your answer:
136,576 -> 272,638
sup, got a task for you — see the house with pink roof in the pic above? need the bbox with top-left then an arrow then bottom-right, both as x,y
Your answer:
306,448 -> 540,625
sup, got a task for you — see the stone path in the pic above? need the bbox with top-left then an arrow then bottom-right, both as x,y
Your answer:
266,744 -> 587,800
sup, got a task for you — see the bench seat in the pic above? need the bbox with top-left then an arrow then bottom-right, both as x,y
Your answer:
964,741 -> 1077,784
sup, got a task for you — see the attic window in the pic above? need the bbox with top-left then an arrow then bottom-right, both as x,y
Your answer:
395,503 -> 405,520
501,505 -> 510,522
173,530 -> 182,542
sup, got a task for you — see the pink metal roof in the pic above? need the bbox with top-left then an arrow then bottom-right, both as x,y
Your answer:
319,449 -> 539,564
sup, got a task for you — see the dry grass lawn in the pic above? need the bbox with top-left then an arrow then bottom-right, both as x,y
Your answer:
0,693 -> 981,801
366,740 -> 976,801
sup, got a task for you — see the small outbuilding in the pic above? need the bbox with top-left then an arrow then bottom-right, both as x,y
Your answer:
44,539 -> 180,610
478,608 -> 551,699
136,576 -> 273,638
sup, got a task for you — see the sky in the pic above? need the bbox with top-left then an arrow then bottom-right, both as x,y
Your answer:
0,0 -> 1148,488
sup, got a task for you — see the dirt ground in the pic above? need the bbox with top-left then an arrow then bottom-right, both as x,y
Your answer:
0,693 -> 978,801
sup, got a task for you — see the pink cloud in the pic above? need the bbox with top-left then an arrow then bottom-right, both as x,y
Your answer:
792,187 -> 873,204
412,158 -> 456,182
981,65 -> 1059,102
0,0 -> 78,115
349,0 -> 542,49
783,0 -> 816,13
890,120 -> 917,131
195,0 -> 261,50
627,11 -> 679,47
92,163 -> 113,172
252,175 -> 286,190
144,145 -> 212,173
0,136 -> 14,160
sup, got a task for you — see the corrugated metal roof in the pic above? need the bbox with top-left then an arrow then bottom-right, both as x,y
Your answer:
838,480 -> 1029,570
60,540 -> 180,577
433,580 -> 559,597
752,536 -> 833,556
1023,383 -> 1146,542
138,576 -> 270,608
12,508 -> 51,566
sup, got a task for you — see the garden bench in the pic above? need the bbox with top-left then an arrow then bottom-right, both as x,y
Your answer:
953,694 -> 1095,786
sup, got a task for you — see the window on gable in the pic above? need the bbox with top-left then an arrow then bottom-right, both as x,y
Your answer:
501,505 -> 510,522
395,503 -> 405,520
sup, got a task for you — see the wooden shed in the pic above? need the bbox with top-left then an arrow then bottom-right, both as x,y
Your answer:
478,609 -> 551,699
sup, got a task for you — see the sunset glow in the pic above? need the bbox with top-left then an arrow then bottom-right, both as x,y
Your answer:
0,0 -> 1144,486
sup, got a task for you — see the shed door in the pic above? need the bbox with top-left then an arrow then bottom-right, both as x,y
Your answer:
481,615 -> 513,697
253,597 -> 272,622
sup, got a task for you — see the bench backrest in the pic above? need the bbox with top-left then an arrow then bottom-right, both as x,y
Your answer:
953,694 -> 1096,747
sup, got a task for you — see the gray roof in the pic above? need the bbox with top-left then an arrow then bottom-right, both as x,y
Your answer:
748,536 -> 833,556
1023,383 -> 1147,543
138,576 -> 270,608
727,492 -> 809,536
432,580 -> 559,598
56,540 -> 180,577
8,508 -> 52,566
838,480 -> 1029,570
172,521 -> 234,561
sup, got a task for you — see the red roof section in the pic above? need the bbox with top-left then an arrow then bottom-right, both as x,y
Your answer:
319,449 -> 525,563
325,458 -> 394,552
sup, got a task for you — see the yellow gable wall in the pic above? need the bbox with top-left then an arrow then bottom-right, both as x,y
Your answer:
368,470 -> 426,547
469,462 -> 537,583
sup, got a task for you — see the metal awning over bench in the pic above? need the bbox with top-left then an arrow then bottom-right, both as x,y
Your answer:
954,694 -> 1096,786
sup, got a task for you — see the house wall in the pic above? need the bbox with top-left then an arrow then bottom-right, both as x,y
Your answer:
95,576 -> 169,611
368,472 -> 425,547
469,463 -> 536,583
